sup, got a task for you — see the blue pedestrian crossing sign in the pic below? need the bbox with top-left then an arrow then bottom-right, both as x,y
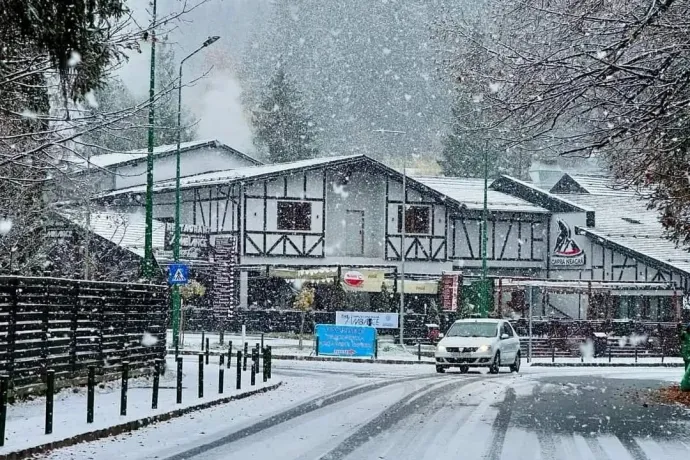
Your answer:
168,263 -> 189,285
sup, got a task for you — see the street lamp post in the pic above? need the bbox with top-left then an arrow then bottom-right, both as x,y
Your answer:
142,0 -> 157,279
373,129 -> 407,345
480,140 -> 490,318
172,36 -> 220,349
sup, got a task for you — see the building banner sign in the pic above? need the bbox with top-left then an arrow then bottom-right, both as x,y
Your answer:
551,218 -> 585,266
440,273 -> 460,311
315,324 -> 377,357
335,311 -> 399,329
341,270 -> 386,292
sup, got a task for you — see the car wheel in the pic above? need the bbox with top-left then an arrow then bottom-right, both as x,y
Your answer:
510,351 -> 521,373
459,365 -> 469,374
489,351 -> 500,374
436,365 -> 446,373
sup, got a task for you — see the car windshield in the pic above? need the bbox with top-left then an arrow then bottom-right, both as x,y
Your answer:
446,322 -> 499,338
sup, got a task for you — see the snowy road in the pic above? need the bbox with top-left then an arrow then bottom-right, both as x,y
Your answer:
44,362 -> 690,460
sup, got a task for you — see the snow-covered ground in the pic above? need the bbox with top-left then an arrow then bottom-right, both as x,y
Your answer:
0,355 -> 279,457
37,360 -> 690,460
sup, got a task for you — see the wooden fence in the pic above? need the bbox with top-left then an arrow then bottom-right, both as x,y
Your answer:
0,276 -> 168,394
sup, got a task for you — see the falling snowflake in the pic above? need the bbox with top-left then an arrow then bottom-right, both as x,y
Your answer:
68,51 -> 82,67
0,219 -> 12,235
84,91 -> 99,108
141,332 -> 158,347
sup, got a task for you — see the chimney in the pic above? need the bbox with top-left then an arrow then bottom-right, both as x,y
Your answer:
529,159 -> 563,189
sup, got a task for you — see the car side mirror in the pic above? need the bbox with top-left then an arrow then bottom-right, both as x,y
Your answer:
500,333 -> 510,340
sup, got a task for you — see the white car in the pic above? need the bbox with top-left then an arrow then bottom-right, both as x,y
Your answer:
434,319 -> 521,374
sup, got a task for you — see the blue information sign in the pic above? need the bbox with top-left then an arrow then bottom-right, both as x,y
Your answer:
315,324 -> 377,357
168,263 -> 189,285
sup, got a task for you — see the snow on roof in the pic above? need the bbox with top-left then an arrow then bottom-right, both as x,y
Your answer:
555,193 -> 690,275
414,176 -> 548,213
554,174 -> 637,196
72,139 -> 261,170
61,210 -> 166,258
100,154 -> 365,198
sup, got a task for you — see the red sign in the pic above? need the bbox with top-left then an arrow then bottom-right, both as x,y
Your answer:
343,271 -> 365,288
441,273 -> 460,311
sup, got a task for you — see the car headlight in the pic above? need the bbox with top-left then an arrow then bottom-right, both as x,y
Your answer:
477,345 -> 492,352
436,345 -> 446,353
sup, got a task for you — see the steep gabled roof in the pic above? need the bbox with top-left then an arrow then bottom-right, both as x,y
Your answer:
71,139 -> 262,171
549,173 -> 635,196
414,176 -> 548,213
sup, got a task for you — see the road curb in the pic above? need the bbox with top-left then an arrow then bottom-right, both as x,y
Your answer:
167,350 -> 434,365
2,382 -> 282,460
530,362 -> 684,367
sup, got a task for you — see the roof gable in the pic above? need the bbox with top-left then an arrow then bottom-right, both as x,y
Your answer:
549,174 -> 590,194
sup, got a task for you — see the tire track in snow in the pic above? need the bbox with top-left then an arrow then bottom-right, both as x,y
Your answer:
317,378 -> 480,460
162,374 -> 465,460
484,386 -> 516,460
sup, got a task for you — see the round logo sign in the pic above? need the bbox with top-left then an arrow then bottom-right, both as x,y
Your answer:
343,271 -> 365,288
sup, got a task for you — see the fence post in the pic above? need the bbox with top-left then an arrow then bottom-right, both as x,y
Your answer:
418,342 -> 421,361
87,366 -> 95,423
219,329 -> 224,346
0,375 -> 7,446
261,333 -> 264,351
608,343 -> 612,363
243,342 -> 248,371
263,348 -> 268,383
7,279 -> 18,385
41,297 -> 50,379
176,357 -> 183,404
120,361 -> 129,416
635,344 -> 638,363
255,344 -> 261,374
219,366 -> 224,394
227,342 -> 232,369
198,353 -> 204,398
152,359 -> 161,410
315,336 -> 320,356
374,339 -> 378,360
45,369 -> 54,434
661,335 -> 665,364
201,331 -> 205,351
205,338 -> 210,365
236,350 -> 242,390
69,284 -> 80,374
251,354 -> 256,386
267,346 -> 272,380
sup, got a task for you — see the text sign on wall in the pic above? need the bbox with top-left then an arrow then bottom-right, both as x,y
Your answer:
440,273 -> 460,311
315,324 -> 377,357
335,311 -> 399,329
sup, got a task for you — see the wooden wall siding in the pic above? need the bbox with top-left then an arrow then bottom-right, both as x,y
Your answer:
451,218 -> 546,262
0,277 -> 167,393
242,172 -> 327,258
384,176 -> 449,261
191,184 -> 240,234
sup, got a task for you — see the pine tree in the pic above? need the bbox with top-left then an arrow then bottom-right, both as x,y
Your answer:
440,105 -> 524,179
253,69 -> 318,163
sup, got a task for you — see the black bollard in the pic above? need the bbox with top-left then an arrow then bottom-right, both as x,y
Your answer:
267,346 -> 272,380
417,342 -> 421,361
227,342 -> 232,369
608,344 -> 612,363
243,342 -> 248,371
0,375 -> 7,446
176,357 -> 183,404
219,367 -> 224,394
220,354 -> 225,367
198,354 -> 204,398
219,329 -> 224,346
315,336 -> 320,356
261,333 -> 264,351
236,350 -> 242,390
205,338 -> 210,365
374,339 -> 378,360
120,361 -> 129,416
551,343 -> 555,363
263,348 -> 268,383
635,344 -> 638,363
45,370 -> 55,434
175,342 -> 179,360
87,366 -> 95,423
152,359 -> 160,409
201,331 -> 205,351
251,358 -> 256,386
661,336 -> 665,364
255,344 -> 261,374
